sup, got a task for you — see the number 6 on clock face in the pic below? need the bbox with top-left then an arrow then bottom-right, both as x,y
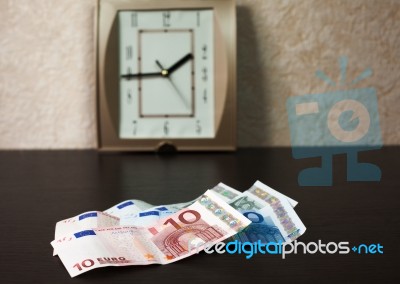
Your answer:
118,10 -> 215,139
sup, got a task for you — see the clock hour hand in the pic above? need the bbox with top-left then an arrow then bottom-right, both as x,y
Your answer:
121,72 -> 162,79
167,53 -> 193,75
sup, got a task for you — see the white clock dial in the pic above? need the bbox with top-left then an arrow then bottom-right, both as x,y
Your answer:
140,30 -> 194,117
118,10 -> 215,139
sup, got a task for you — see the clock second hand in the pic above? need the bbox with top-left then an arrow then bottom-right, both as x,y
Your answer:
155,60 -> 190,109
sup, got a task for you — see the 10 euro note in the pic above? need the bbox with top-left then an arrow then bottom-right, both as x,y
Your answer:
54,182 -> 249,241
119,184 -> 241,227
120,207 -> 177,227
120,201 -> 195,227
104,199 -> 154,218
53,199 -> 154,255
51,190 -> 251,277
53,211 -> 120,256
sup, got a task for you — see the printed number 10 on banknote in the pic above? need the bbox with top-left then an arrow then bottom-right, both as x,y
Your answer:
148,191 -> 250,262
149,209 -> 227,260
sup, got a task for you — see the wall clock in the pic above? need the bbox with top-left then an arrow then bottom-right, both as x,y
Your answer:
96,0 -> 236,151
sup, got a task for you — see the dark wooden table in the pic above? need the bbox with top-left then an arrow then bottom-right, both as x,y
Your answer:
0,148 -> 398,283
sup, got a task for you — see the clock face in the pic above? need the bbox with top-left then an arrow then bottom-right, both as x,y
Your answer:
118,10 -> 215,139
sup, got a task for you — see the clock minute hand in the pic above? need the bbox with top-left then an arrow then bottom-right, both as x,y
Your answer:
121,72 -> 162,79
167,53 -> 193,74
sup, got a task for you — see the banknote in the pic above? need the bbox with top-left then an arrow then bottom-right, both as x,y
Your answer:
54,182 -> 299,247
233,208 -> 290,244
119,201 -> 194,226
55,211 -> 120,239
55,197 -> 194,243
212,181 -> 298,208
53,211 -> 120,256
52,190 -> 251,277
103,199 -> 154,218
250,181 -> 298,208
211,182 -> 302,243
54,199 -> 153,251
120,183 -> 240,227
229,182 -> 306,241
120,207 -> 176,227
210,183 -> 242,202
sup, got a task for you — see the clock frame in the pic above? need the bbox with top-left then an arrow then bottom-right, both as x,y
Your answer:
96,0 -> 236,151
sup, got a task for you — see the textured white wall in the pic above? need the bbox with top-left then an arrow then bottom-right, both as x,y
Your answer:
0,0 -> 399,149
0,0 -> 96,149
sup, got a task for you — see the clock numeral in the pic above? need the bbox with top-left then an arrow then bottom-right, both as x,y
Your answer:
203,89 -> 207,103
131,12 -> 138,27
202,45 -> 207,60
132,120 -> 137,136
127,89 -> 132,104
127,67 -> 132,75
126,46 -> 133,60
164,121 -> 169,136
202,67 -> 208,82
163,12 -> 171,27
196,11 -> 200,27
196,120 -> 202,135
